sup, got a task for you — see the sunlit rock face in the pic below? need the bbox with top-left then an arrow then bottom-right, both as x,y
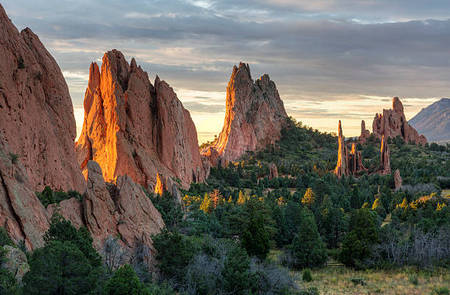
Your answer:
76,50 -> 206,189
334,121 -> 367,178
372,97 -> 427,145
201,63 -> 289,165
380,135 -> 391,175
0,4 -> 85,192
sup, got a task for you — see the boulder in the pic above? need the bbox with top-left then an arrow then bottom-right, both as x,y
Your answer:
201,63 -> 289,164
0,4 -> 85,192
1,245 -> 29,283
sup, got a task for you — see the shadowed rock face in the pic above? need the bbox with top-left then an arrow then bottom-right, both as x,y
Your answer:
76,50 -> 206,189
0,137 -> 49,250
0,4 -> 85,192
371,97 -> 427,145
201,63 -> 288,165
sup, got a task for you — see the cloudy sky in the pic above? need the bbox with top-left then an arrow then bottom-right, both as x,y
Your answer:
3,0 -> 450,142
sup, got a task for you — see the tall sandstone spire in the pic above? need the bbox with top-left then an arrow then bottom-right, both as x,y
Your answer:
334,121 -> 367,178
0,4 -> 85,192
76,50 -> 206,189
201,63 -> 288,165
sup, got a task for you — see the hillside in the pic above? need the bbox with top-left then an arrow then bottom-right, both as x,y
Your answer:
409,98 -> 450,144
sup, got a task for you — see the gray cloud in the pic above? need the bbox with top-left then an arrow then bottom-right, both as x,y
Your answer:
2,0 -> 449,140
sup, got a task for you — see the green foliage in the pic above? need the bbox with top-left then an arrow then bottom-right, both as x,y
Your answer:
339,208 -> 379,268
0,228 -> 14,247
240,198 -> 274,259
147,190 -> 183,229
8,153 -> 18,165
105,264 -> 149,295
152,230 -> 197,281
222,245 -> 252,294
44,214 -> 101,267
290,210 -> 327,269
0,268 -> 20,295
23,240 -> 101,294
433,286 -> 450,295
302,268 -> 313,282
17,57 -> 25,69
36,186 -> 83,207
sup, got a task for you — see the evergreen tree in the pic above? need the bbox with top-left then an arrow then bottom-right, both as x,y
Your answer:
105,264 -> 149,295
339,208 -> 379,268
290,209 -> 327,269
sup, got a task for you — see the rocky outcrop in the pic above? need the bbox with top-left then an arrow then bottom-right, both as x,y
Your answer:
372,97 -> 427,145
334,121 -> 367,178
380,135 -> 391,175
0,137 -> 49,250
269,163 -> 278,180
201,63 -> 289,165
52,161 -> 164,262
76,50 -> 206,190
359,120 -> 371,144
394,169 -> 402,191
0,4 -> 85,192
1,245 -> 29,283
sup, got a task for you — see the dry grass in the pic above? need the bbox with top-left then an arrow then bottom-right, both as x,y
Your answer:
295,266 -> 449,295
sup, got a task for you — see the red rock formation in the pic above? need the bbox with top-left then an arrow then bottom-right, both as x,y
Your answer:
53,161 -> 164,261
76,50 -> 206,189
269,163 -> 279,180
380,135 -> 391,175
0,4 -> 85,192
359,120 -> 371,143
394,169 -> 402,191
334,121 -> 367,178
0,137 -> 49,250
372,97 -> 427,145
201,63 -> 289,165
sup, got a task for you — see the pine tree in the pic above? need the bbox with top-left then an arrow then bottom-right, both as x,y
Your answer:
290,209 -> 327,269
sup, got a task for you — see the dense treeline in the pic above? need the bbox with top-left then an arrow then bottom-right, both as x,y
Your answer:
1,118 -> 448,294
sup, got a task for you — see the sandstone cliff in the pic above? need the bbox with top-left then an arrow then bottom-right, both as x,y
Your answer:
76,50 -> 206,189
0,4 -> 85,192
201,63 -> 289,165
370,97 -> 427,145
0,137 -> 49,250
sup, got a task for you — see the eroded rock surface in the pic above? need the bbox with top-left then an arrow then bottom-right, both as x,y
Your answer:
0,4 -> 85,192
394,169 -> 402,190
201,63 -> 288,165
76,51 -> 206,189
372,97 -> 427,145
334,121 -> 367,178
0,138 -> 49,250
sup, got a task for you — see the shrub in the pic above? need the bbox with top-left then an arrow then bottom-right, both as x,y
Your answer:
36,186 -> 83,207
23,240 -> 101,294
433,287 -> 450,295
408,274 -> 418,285
0,268 -> 20,295
0,227 -> 14,247
105,264 -> 148,295
152,230 -> 197,281
302,269 -> 313,282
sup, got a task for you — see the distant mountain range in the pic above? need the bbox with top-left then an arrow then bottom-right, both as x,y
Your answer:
409,98 -> 450,144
